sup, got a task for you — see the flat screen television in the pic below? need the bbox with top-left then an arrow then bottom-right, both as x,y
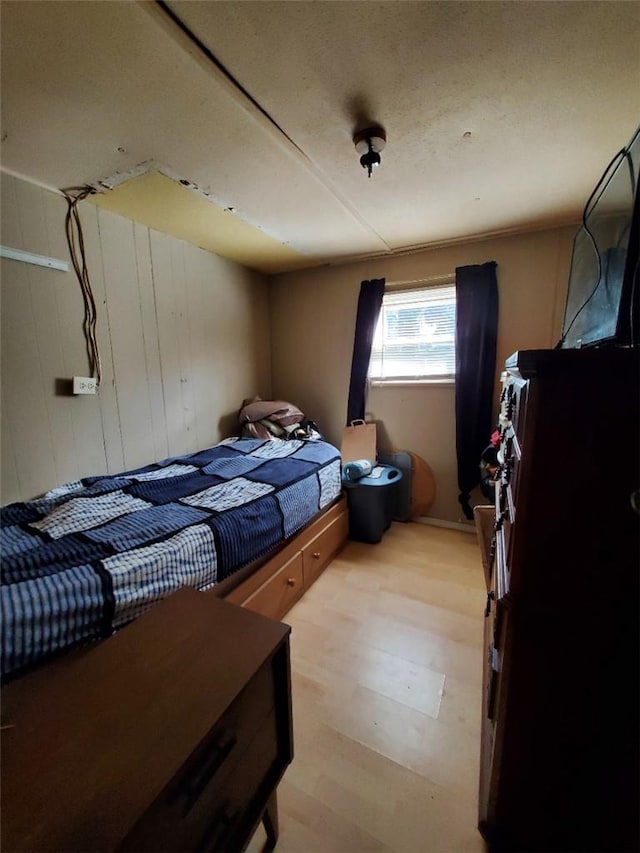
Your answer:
560,125 -> 640,349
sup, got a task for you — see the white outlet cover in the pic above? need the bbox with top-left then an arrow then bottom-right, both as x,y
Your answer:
73,376 -> 97,395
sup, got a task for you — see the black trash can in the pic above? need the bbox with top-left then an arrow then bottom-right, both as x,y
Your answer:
343,465 -> 403,544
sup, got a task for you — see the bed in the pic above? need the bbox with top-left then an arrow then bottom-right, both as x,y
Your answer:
1,436 -> 344,680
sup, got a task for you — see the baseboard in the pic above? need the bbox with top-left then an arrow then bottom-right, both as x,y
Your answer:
415,516 -> 476,534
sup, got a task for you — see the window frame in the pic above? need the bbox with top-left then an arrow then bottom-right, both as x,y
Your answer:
368,278 -> 457,386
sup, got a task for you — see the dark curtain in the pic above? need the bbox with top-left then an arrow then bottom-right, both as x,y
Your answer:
455,262 -> 499,519
346,278 -> 385,425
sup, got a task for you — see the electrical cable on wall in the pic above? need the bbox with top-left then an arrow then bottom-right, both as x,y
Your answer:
62,186 -> 102,385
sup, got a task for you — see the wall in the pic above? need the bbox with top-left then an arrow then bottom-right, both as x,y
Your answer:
269,226 -> 575,523
0,173 -> 271,504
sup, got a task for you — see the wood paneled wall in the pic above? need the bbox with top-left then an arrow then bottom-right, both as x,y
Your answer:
0,173 -> 271,504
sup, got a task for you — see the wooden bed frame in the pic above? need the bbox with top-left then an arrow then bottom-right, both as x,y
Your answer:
213,495 -> 348,621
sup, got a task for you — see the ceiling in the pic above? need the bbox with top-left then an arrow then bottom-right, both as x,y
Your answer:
1,0 -> 639,274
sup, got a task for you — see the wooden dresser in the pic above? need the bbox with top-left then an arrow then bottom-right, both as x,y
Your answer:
479,347 -> 639,852
1,588 -> 293,852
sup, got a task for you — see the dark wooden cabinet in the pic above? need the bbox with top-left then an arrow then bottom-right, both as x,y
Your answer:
1,588 -> 293,852
479,347 -> 639,852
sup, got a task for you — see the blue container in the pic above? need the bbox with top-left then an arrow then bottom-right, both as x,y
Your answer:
343,465 -> 403,544
342,459 -> 373,481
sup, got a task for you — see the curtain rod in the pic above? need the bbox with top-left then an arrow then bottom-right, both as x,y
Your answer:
386,273 -> 454,288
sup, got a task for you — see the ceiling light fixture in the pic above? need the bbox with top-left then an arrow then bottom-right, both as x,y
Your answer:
353,126 -> 386,178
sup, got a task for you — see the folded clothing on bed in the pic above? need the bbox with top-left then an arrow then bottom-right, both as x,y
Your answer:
1,437 -> 341,679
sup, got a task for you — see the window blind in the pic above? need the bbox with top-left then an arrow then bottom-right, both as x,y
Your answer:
369,284 -> 456,380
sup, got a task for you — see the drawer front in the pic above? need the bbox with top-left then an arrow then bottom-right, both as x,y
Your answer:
120,662 -> 275,851
479,586 -> 509,829
196,711 -> 280,851
242,552 -> 304,621
302,510 -> 348,588
479,604 -> 498,825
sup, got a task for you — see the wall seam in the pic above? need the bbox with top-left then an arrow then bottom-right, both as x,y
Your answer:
95,207 -> 125,471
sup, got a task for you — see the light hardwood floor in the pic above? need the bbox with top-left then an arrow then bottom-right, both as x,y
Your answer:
250,521 -> 488,853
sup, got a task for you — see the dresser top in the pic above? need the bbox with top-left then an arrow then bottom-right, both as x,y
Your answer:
505,345 -> 638,379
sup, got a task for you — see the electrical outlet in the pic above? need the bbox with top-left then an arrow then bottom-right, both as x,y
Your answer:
73,376 -> 98,395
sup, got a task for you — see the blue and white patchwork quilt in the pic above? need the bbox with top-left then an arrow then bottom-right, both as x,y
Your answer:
1,437 -> 341,678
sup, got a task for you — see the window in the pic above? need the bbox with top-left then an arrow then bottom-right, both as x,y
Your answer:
369,283 -> 456,381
